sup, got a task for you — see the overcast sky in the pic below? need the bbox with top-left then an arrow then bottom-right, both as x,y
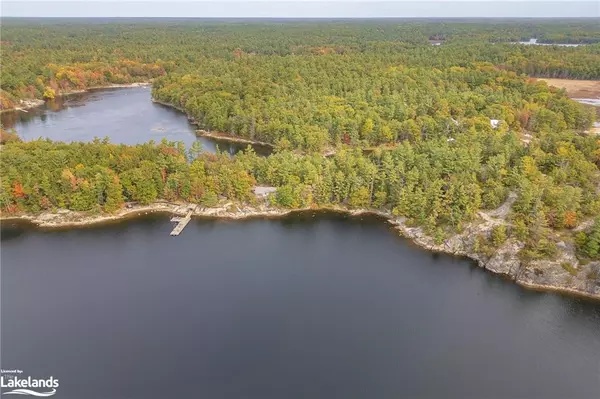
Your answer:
2,1 -> 599,18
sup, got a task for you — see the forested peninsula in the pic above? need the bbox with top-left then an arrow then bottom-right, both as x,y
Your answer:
1,20 -> 599,298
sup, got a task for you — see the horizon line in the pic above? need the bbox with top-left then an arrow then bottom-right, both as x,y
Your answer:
2,16 -> 599,19
3,1 -> 598,19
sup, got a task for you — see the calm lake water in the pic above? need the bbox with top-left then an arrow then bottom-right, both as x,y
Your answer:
0,87 -> 270,154
1,213 -> 600,399
515,38 -> 582,47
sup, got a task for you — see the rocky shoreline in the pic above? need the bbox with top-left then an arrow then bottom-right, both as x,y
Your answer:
151,98 -> 274,148
196,130 -> 274,148
61,82 -> 151,97
2,82 -> 151,113
1,98 -> 45,113
3,200 -> 599,300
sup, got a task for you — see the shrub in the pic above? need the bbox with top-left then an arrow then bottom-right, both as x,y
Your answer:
561,262 -> 578,276
491,225 -> 507,247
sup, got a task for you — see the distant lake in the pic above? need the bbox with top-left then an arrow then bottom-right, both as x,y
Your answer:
514,38 -> 582,47
575,98 -> 600,107
0,87 -> 271,155
2,213 -> 600,399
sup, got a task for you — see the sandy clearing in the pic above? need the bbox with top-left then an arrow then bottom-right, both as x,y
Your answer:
536,78 -> 600,98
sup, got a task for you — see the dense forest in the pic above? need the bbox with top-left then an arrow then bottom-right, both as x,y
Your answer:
1,19 -> 600,263
152,59 -> 595,151
2,19 -> 600,107
2,124 -> 599,260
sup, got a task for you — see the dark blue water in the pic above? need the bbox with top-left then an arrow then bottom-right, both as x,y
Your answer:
2,213 -> 599,399
0,87 -> 270,154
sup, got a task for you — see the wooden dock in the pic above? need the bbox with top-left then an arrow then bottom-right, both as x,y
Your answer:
170,206 -> 196,236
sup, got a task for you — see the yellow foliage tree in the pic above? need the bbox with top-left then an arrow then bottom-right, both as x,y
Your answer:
42,87 -> 55,99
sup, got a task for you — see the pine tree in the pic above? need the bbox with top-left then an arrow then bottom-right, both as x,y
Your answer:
104,176 -> 124,213
584,219 -> 600,259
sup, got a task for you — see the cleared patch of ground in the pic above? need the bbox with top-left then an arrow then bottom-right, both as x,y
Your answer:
536,78 -> 600,98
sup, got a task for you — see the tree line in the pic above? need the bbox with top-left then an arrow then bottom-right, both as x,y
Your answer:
2,20 -> 599,108
2,120 -> 599,260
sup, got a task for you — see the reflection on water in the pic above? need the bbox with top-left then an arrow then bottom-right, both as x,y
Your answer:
1,87 -> 271,155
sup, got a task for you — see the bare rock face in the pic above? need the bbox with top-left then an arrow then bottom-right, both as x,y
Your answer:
484,239 -> 524,278
518,257 -> 600,298
392,199 -> 600,299
585,263 -> 600,294
16,98 -> 45,111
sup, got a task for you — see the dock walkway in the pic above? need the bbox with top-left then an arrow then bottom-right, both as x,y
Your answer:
170,205 -> 197,236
